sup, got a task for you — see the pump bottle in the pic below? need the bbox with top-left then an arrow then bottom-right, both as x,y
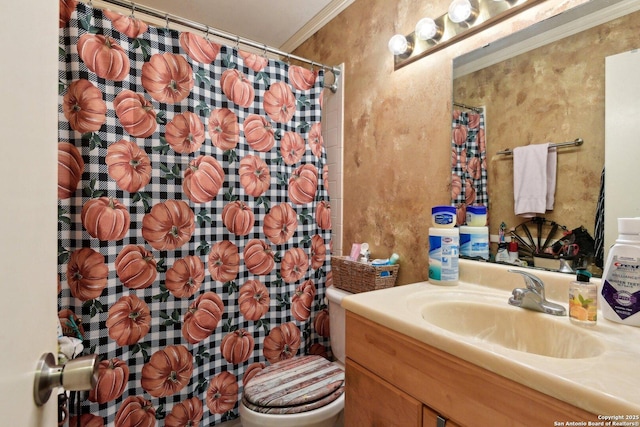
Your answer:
569,269 -> 596,326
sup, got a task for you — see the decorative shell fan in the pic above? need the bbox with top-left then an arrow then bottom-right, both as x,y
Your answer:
510,217 -> 568,266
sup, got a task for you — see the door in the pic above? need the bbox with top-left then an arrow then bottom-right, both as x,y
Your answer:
605,49 -> 640,255
0,1 -> 59,425
345,359 -> 423,427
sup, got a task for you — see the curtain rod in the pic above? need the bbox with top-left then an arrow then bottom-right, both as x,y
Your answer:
453,102 -> 483,113
496,138 -> 584,155
87,0 -> 341,90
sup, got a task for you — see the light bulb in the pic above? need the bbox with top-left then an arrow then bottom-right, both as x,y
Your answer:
388,34 -> 409,55
415,18 -> 440,41
448,0 -> 473,23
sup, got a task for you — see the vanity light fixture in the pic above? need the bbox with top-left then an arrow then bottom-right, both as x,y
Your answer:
388,34 -> 412,55
415,18 -> 443,42
448,0 -> 478,25
391,0 -> 543,70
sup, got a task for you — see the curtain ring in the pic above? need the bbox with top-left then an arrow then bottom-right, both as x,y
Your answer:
235,36 -> 240,50
204,26 -> 210,40
262,44 -> 268,59
130,2 -> 136,17
286,54 -> 291,65
310,61 -> 315,72
164,13 -> 170,31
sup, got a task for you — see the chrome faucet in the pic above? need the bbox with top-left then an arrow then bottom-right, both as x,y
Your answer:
508,270 -> 566,316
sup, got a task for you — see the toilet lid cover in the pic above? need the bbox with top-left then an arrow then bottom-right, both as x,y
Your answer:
242,355 -> 344,414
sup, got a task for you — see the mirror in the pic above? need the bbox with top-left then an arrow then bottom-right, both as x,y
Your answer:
452,0 -> 640,278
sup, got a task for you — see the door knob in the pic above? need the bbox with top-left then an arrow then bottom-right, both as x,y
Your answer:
33,352 -> 98,406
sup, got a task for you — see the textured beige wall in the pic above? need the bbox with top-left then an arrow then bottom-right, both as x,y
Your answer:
454,10 -> 640,248
294,0 -> 591,285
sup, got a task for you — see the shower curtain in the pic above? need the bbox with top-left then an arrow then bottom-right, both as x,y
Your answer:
451,109 -> 489,224
58,2 -> 332,425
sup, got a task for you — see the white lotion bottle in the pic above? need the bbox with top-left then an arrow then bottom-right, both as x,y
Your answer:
601,218 -> 640,326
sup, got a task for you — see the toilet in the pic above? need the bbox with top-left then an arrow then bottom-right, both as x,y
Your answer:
239,286 -> 351,427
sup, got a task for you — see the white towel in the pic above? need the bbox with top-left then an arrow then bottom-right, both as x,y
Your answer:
545,146 -> 557,210
513,143 -> 557,217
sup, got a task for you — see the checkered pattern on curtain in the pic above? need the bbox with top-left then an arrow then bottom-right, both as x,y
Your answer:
58,2 -> 332,425
451,110 -> 489,224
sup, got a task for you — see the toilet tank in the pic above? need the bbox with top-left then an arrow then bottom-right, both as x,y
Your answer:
325,286 -> 352,364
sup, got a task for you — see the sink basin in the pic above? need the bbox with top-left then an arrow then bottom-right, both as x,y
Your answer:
420,298 -> 605,359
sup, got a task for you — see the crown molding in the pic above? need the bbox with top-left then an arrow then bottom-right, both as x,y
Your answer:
280,0 -> 355,52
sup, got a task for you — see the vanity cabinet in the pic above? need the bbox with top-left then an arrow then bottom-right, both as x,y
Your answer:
346,357 -> 460,426
345,312 -> 597,427
345,358 -> 422,426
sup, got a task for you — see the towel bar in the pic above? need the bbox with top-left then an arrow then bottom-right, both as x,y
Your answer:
497,138 -> 583,155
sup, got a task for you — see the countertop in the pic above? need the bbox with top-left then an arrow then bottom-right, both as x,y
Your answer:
340,259 -> 640,417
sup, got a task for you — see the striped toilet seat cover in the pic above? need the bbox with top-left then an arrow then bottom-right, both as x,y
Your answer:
242,355 -> 345,414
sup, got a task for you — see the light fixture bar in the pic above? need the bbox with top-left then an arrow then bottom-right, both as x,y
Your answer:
394,0 -> 544,70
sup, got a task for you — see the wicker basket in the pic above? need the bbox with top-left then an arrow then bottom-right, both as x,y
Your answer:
331,256 -> 399,293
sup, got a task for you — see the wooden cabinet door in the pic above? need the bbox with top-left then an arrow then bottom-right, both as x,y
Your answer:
345,358 -> 422,427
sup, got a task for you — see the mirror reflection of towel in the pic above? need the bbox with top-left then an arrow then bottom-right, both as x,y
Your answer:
513,144 -> 557,217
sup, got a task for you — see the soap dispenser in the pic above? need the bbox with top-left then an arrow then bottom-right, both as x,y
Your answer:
569,269 -> 596,326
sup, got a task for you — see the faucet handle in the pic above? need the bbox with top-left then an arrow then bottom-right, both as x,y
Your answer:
508,269 -> 545,298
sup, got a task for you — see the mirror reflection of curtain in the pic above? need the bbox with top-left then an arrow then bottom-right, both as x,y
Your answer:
451,110 -> 488,224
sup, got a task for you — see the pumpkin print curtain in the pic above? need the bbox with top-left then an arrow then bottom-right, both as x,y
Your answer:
58,2 -> 332,425
451,110 -> 489,224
